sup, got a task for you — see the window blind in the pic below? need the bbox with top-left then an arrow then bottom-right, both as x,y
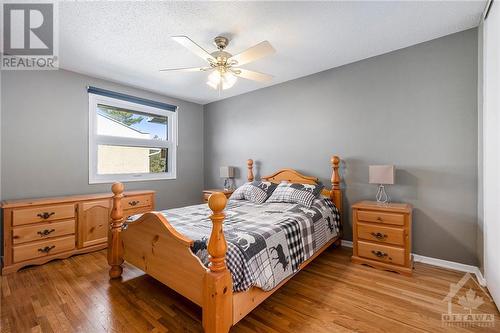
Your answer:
87,86 -> 177,112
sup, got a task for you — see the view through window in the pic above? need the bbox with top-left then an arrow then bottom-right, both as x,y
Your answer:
89,94 -> 177,183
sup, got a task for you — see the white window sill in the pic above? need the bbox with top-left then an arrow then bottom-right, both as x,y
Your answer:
89,173 -> 177,184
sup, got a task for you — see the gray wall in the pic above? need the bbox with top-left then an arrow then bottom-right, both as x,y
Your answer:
1,69 -> 204,209
204,29 -> 479,265
0,69 -> 2,203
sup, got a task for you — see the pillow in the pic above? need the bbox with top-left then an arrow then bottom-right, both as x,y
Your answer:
266,182 -> 325,207
230,181 -> 278,204
278,181 -> 325,197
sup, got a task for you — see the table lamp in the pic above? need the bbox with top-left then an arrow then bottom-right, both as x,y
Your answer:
369,165 -> 395,204
220,166 -> 235,191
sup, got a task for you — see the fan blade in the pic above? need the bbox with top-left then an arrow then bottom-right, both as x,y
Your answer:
229,41 -> 275,66
233,68 -> 273,82
159,67 -> 211,72
171,36 -> 216,63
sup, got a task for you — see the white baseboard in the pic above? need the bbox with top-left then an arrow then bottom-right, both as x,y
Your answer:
340,239 -> 486,286
413,254 -> 487,287
341,240 -> 353,248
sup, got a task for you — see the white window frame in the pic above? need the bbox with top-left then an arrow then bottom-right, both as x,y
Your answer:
88,93 -> 177,184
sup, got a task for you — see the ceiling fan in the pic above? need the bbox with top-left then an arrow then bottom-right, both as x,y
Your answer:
160,35 -> 275,91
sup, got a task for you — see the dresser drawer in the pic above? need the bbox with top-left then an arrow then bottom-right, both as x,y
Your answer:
13,219 -> 75,244
13,235 -> 75,263
357,222 -> 405,246
124,205 -> 153,218
357,240 -> 405,266
357,210 -> 405,226
124,195 -> 152,210
12,204 -> 75,226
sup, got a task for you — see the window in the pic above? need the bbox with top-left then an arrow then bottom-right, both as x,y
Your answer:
89,89 -> 177,183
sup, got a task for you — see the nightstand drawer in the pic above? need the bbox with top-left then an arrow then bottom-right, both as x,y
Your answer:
13,219 -> 75,244
357,222 -> 405,246
202,190 -> 234,203
357,240 -> 405,266
357,210 -> 405,226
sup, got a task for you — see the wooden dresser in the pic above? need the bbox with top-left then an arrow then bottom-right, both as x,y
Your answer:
1,190 -> 154,274
351,201 -> 413,276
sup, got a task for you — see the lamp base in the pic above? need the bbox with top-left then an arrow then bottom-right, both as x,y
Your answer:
223,178 -> 234,191
375,185 -> 390,204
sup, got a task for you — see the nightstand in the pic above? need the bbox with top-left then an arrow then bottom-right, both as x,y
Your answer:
202,189 -> 234,203
351,201 -> 413,276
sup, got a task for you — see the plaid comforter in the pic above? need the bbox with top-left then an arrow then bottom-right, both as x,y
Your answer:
156,198 -> 340,292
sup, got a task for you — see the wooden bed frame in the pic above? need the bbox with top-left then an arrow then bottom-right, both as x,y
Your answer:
108,156 -> 343,333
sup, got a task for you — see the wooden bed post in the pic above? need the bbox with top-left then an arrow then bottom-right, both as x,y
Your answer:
330,155 -> 343,227
203,192 -> 233,333
247,159 -> 254,182
108,182 -> 124,279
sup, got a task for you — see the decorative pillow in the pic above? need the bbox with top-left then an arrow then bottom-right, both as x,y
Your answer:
266,182 -> 325,207
230,181 -> 278,204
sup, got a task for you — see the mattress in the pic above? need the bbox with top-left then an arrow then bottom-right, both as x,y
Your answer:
157,198 -> 341,292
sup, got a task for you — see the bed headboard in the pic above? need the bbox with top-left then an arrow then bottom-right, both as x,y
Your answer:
246,156 -> 343,215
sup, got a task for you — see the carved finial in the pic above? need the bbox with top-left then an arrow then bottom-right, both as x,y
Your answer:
331,156 -> 340,190
208,192 -> 227,214
247,159 -> 254,182
112,182 -> 124,196
207,193 -> 228,272
332,156 -> 340,167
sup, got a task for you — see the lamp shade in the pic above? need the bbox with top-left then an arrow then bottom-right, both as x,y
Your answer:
369,165 -> 395,185
220,166 -> 234,178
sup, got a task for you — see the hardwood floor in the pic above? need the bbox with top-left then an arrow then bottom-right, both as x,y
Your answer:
1,246 -> 498,333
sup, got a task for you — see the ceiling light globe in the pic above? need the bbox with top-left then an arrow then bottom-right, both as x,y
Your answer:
207,69 -> 238,90
207,80 -> 218,90
221,72 -> 237,90
208,70 -> 221,85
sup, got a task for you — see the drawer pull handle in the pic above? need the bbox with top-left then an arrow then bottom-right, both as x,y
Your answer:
371,250 -> 387,258
376,217 -> 383,222
370,232 -> 387,240
37,212 -> 55,219
128,200 -> 140,206
37,229 -> 55,237
38,245 -> 56,253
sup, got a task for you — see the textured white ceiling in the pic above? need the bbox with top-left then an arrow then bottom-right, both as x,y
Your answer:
59,1 -> 485,104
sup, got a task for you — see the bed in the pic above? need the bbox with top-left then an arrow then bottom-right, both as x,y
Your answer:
108,156 -> 343,333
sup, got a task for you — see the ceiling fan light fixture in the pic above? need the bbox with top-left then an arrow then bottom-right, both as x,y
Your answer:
222,72 -> 237,89
207,70 -> 237,91
165,35 -> 275,92
206,80 -> 219,90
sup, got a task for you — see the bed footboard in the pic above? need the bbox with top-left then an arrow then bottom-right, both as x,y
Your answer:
124,212 -> 208,304
108,184 -> 233,333
108,183 -> 208,304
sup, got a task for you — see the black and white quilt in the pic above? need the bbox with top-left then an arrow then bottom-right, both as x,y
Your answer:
153,198 -> 340,292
